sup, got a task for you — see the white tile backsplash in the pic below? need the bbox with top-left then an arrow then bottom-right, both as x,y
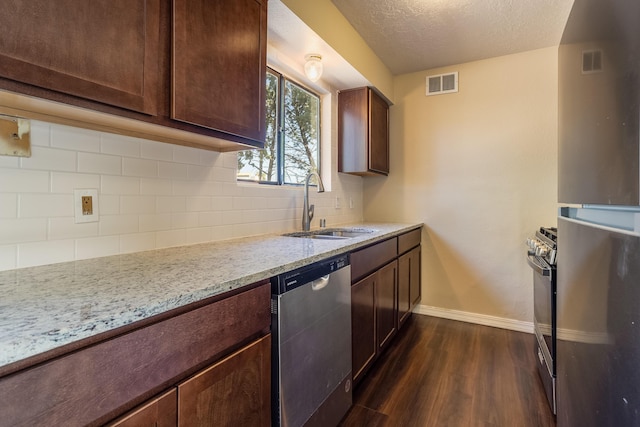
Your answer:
0,169 -> 49,193
21,146 -> 77,172
78,152 -> 121,175
0,194 -> 17,218
0,245 -> 17,270
52,125 -> 100,152
0,120 -> 363,271
18,239 -> 75,268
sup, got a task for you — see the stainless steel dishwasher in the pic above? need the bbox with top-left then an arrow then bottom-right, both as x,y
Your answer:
271,254 -> 352,427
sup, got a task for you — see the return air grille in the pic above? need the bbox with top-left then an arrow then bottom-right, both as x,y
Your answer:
426,72 -> 458,96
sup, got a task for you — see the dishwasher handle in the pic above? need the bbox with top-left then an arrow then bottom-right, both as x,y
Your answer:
312,275 -> 330,291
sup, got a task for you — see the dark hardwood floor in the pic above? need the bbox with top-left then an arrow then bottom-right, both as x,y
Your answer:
340,314 -> 556,427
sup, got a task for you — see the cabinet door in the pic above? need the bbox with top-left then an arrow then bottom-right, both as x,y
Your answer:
397,252 -> 411,328
107,390 -> 177,427
351,273 -> 377,384
0,0 -> 160,115
409,246 -> 422,308
398,246 -> 422,329
172,0 -> 267,143
369,89 -> 389,174
376,261 -> 397,350
178,334 -> 270,427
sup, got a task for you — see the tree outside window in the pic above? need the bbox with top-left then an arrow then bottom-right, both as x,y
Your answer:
237,69 -> 320,184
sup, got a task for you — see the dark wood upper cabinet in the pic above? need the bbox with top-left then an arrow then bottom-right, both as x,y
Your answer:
0,0 -> 161,115
0,0 -> 267,151
173,0 -> 267,144
338,86 -> 390,175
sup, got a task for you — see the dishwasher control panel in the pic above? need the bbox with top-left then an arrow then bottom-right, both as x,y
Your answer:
271,254 -> 350,294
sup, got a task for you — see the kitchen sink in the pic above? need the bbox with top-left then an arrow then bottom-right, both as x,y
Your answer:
283,228 -> 376,240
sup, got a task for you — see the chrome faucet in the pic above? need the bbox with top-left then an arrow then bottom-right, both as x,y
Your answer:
302,171 -> 325,231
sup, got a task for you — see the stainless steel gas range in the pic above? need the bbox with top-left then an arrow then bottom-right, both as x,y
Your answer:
526,227 -> 557,415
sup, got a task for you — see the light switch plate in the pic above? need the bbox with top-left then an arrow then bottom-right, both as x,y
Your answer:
74,189 -> 99,223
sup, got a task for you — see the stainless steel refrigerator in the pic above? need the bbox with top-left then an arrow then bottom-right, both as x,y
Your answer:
557,0 -> 640,425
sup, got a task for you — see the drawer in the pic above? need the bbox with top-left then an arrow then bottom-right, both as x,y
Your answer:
398,228 -> 421,255
351,237 -> 397,282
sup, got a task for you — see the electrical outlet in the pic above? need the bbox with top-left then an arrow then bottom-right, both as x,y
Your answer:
349,197 -> 354,209
335,197 -> 341,209
74,189 -> 99,223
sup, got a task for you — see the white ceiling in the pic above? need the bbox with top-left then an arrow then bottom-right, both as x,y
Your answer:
331,0 -> 575,75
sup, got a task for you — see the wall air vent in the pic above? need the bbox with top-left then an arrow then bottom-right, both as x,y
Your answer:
426,72 -> 458,96
582,50 -> 603,74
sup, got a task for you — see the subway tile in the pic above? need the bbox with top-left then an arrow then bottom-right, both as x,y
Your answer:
120,195 -> 156,214
0,194 -> 17,218
197,150 -> 220,166
211,196 -> 233,211
78,152 -> 121,175
140,178 -> 173,196
171,212 -> 199,229
99,214 -> 139,236
29,121 -> 51,147
99,195 -> 120,215
19,194 -> 74,218
51,124 -> 100,152
100,134 -> 141,157
101,175 -> 140,195
210,224 -> 234,241
0,218 -> 47,244
21,147 -> 76,172
187,164 -> 213,181
122,157 -> 158,178
173,145 -> 203,165
186,227 -> 212,244
212,166 -> 236,183
222,152 -> 240,169
120,232 -> 156,254
18,239 -> 75,268
156,229 -> 186,248
156,196 -> 186,213
76,236 -> 120,260
0,245 -> 17,271
0,169 -> 49,193
186,197 -> 212,212
198,211 -> 223,227
0,156 -> 20,168
158,161 -> 188,180
140,140 -> 173,161
139,213 -> 171,232
48,217 -> 99,240
51,172 -> 100,194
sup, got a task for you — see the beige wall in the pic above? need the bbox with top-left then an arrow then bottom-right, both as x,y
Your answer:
363,47 -> 559,323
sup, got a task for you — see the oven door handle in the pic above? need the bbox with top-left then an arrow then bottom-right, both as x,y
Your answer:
527,254 -> 551,277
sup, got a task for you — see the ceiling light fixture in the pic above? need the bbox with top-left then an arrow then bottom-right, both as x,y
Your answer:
304,54 -> 323,82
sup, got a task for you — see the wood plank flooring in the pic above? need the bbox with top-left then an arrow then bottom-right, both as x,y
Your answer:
340,314 -> 556,427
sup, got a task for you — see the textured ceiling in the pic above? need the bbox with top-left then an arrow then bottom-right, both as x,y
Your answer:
332,0 -> 575,75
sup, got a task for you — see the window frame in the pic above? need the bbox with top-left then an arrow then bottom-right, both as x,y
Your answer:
237,67 -> 322,186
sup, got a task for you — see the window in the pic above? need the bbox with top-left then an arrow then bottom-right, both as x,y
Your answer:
237,68 -> 321,185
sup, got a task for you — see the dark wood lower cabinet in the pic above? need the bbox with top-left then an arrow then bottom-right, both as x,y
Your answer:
178,334 -> 271,427
398,245 -> 421,329
352,273 -> 376,383
108,389 -> 177,427
376,261 -> 398,349
351,260 -> 398,385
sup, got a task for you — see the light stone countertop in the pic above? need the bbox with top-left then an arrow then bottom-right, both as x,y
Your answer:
0,222 -> 422,372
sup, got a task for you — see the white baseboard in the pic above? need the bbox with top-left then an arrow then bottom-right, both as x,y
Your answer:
413,304 -> 534,334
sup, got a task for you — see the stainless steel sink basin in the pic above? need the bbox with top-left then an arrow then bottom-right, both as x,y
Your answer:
283,228 -> 376,240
